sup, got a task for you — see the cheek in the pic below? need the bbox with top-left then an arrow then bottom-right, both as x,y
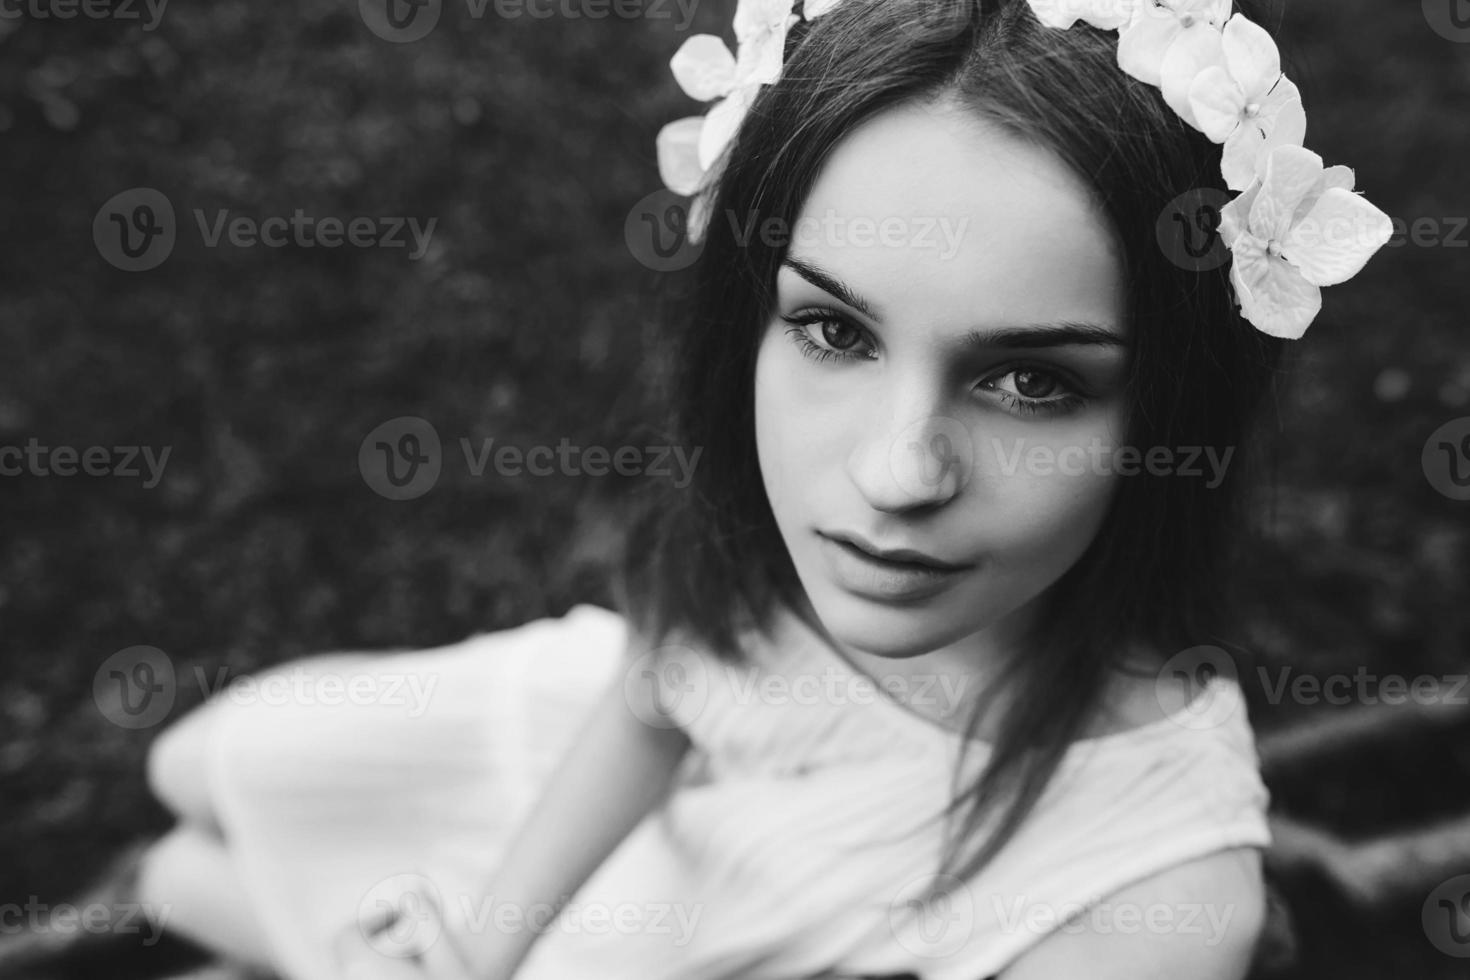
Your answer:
972,417 -> 1126,572
754,332 -> 825,515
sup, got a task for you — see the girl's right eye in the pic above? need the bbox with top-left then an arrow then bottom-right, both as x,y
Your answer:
780,310 -> 877,363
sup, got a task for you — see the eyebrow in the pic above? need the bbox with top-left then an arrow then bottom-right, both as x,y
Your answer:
781,256 -> 1127,350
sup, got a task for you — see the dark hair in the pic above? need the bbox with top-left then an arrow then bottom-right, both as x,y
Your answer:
613,0 -> 1288,895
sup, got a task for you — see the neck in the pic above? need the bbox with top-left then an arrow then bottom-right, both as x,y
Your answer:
778,589 -> 1030,742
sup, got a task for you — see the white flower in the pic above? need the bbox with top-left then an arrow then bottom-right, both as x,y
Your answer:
669,33 -> 738,102
1218,145 -> 1393,339
655,116 -> 706,196
656,0 -> 851,242
656,0 -> 804,194
802,0 -> 846,17
1172,14 -> 1307,190
1027,0 -> 1138,31
1117,0 -> 1231,88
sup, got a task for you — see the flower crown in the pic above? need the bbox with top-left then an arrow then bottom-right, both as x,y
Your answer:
655,0 -> 1393,340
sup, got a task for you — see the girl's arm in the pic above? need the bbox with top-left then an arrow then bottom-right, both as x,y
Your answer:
996,846 -> 1268,980
450,639 -> 694,979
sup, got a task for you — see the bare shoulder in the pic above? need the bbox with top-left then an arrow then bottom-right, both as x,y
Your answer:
997,846 -> 1268,980
1082,645 -> 1215,739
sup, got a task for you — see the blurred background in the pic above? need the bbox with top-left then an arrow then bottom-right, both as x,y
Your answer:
0,0 -> 1466,978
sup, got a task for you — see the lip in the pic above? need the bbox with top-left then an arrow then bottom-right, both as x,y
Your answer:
820,530 -> 972,572
816,531 -> 972,602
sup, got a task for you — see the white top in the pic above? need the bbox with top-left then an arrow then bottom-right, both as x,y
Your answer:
203,602 -> 1273,980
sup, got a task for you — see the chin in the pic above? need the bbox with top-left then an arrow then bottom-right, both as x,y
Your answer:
799,571 -> 997,659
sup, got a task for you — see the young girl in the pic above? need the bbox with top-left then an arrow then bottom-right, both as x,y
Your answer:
131,0 -> 1390,978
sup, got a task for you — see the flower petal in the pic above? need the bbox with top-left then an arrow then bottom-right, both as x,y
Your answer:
686,185 -> 715,245
1219,127 -> 1263,192
1158,22 -> 1226,127
1248,144 -> 1325,244
1231,244 -> 1322,339
1261,76 -> 1306,143
1118,5 -> 1185,87
670,34 -> 738,101
698,83 -> 760,171
733,0 -> 792,41
1171,0 -> 1234,29
1322,165 -> 1356,193
1199,0 -> 1234,27
1218,178 -> 1261,249
1220,13 -> 1280,99
1027,0 -> 1136,30
1283,188 -> 1394,286
1189,65 -> 1244,142
736,19 -> 796,87
803,0 -> 846,18
656,116 -> 707,195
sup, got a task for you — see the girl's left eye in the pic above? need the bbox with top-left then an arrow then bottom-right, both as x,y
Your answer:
780,311 -> 876,363
979,367 -> 1086,417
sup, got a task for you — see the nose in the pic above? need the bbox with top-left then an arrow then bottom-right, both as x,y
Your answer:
846,393 -> 971,514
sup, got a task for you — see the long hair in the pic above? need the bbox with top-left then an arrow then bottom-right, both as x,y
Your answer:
612,0 -> 1288,893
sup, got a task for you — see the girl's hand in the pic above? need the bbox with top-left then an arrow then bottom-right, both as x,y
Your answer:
332,878 -> 480,980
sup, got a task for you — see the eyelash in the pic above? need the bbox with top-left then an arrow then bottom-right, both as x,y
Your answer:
779,310 -> 1087,418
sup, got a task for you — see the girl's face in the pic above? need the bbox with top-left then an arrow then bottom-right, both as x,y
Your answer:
754,100 -> 1131,663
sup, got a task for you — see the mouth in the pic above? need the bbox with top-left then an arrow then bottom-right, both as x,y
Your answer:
818,530 -> 973,572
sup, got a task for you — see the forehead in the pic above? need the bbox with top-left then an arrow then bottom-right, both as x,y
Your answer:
789,100 -> 1127,334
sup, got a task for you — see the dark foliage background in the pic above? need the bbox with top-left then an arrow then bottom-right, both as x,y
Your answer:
0,0 -> 1466,978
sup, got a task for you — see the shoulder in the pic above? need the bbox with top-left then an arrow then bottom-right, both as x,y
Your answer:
1080,644 -> 1235,740
997,846 -> 1268,980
